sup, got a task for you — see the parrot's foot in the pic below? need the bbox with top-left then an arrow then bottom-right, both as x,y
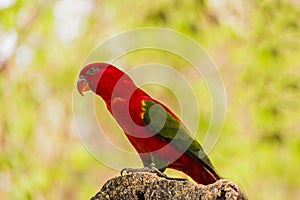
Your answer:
121,163 -> 188,182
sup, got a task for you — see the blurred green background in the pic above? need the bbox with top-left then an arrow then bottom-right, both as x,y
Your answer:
1,0 -> 300,199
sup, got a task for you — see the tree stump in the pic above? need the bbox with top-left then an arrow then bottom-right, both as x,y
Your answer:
91,172 -> 247,200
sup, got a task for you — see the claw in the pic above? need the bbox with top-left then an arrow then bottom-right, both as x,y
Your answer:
120,163 -> 188,182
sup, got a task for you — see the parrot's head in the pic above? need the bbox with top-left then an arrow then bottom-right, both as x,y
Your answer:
77,62 -> 136,101
77,62 -> 110,96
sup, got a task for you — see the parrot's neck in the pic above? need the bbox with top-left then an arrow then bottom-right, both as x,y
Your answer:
94,67 -> 140,111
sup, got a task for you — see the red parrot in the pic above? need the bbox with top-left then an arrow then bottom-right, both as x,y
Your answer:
77,62 -> 220,185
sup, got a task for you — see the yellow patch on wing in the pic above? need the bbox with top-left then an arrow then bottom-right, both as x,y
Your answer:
140,100 -> 146,119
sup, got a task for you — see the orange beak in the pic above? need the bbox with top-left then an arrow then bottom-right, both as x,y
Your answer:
77,76 -> 91,96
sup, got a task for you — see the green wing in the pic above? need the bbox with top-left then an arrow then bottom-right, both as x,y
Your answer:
142,99 -> 218,175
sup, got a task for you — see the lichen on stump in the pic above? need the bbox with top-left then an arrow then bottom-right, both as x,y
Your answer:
91,172 -> 247,200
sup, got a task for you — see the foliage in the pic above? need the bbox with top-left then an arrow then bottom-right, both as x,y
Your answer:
0,0 -> 299,199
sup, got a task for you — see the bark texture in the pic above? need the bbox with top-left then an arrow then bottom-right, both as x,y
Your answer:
91,172 -> 247,200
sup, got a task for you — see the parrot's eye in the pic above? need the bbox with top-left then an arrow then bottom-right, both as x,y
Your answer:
87,67 -> 99,75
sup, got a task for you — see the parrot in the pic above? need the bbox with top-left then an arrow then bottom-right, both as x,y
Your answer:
77,62 -> 221,185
